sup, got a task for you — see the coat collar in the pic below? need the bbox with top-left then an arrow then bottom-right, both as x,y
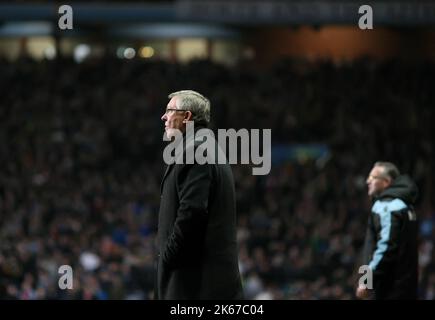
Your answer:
159,124 -> 209,194
160,163 -> 174,194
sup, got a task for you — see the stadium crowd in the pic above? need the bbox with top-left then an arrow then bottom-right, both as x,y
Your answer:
0,54 -> 434,299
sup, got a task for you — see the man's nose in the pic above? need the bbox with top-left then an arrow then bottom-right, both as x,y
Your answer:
161,113 -> 167,121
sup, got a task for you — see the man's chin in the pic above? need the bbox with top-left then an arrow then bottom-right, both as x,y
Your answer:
368,190 -> 379,198
164,128 -> 184,141
164,129 -> 177,141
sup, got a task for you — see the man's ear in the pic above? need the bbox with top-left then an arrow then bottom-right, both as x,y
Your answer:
183,111 -> 193,123
385,177 -> 393,188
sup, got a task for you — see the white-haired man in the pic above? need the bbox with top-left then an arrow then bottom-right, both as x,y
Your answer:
156,90 -> 243,300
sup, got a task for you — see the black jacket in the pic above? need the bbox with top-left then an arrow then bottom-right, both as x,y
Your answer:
363,175 -> 419,299
156,129 -> 243,300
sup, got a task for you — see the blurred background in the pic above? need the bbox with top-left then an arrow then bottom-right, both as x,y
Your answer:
0,0 -> 434,300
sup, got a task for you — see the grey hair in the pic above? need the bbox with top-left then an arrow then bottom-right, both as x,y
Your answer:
374,161 -> 400,180
168,90 -> 211,126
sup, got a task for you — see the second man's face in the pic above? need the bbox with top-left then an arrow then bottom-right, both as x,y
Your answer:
366,166 -> 391,197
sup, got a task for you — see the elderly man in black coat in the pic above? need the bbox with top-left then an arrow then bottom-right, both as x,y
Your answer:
156,90 -> 243,300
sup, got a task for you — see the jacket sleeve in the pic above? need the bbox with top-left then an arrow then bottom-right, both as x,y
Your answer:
161,162 -> 212,269
368,206 -> 404,279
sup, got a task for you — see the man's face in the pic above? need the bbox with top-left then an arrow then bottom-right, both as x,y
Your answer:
366,166 -> 391,197
161,97 -> 187,139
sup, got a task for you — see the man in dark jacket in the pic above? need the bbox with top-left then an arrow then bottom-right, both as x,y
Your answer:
356,161 -> 419,299
156,90 -> 243,300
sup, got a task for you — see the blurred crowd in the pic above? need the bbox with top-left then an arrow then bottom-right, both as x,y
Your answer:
0,55 -> 434,299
